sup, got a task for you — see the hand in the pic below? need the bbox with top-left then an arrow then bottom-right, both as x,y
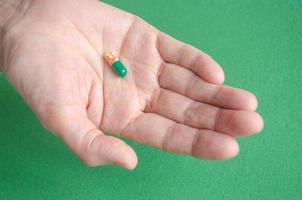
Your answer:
1,0 -> 263,169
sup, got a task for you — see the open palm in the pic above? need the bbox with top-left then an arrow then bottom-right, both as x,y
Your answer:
2,0 -> 263,169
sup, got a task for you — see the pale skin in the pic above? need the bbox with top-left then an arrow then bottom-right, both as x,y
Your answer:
0,0 -> 263,169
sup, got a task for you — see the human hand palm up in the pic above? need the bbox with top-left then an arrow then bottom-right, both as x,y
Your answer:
2,0 -> 263,169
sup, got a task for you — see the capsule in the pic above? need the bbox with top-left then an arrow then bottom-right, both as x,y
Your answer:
104,52 -> 128,78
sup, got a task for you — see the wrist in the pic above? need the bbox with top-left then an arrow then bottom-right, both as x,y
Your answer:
0,0 -> 30,72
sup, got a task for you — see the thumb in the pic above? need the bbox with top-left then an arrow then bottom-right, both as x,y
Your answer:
39,106 -> 138,169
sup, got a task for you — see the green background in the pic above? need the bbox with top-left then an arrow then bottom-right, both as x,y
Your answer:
1,0 -> 302,199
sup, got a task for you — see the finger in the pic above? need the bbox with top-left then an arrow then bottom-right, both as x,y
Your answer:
159,63 -> 258,110
145,89 -> 263,136
40,106 -> 137,169
157,32 -> 224,84
122,113 -> 239,160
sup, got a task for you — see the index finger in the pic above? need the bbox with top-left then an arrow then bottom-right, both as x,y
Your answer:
157,32 -> 225,85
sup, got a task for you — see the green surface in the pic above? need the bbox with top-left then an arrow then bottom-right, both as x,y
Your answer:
1,0 -> 302,199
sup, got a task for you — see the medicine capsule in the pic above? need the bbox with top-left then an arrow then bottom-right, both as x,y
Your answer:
104,52 -> 128,78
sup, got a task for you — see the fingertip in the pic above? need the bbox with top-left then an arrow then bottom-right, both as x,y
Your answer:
207,65 -> 225,85
251,112 -> 264,134
211,134 -> 240,160
242,111 -> 264,135
103,136 -> 138,170
218,87 -> 258,111
212,63 -> 225,85
229,111 -> 264,136
193,131 -> 239,160
122,147 -> 138,170
78,134 -> 138,169
196,54 -> 225,85
221,138 -> 240,160
243,91 -> 258,111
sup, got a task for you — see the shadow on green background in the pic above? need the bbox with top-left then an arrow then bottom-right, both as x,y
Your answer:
1,0 -> 301,199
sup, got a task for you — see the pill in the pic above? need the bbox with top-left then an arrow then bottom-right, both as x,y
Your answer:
104,52 -> 128,78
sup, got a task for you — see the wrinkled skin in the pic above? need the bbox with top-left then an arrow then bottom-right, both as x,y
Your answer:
0,0 -> 263,169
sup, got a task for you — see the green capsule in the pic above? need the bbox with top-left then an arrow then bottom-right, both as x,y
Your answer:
112,60 -> 128,78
